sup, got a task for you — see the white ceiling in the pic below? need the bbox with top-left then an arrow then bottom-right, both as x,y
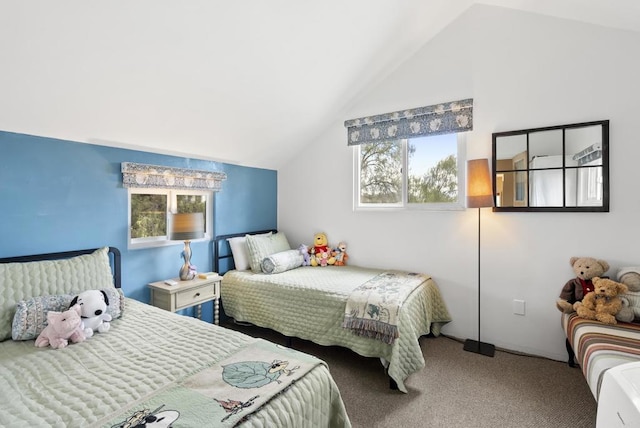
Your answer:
1,0 -> 639,169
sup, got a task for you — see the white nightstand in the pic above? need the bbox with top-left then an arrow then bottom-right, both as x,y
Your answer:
147,275 -> 221,325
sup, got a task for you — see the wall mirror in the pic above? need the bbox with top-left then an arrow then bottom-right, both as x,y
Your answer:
492,120 -> 609,212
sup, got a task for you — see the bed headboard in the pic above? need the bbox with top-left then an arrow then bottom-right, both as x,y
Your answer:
0,247 -> 122,289
214,230 -> 276,274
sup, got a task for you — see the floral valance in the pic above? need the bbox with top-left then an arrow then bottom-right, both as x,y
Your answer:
344,98 -> 473,146
121,162 -> 227,191
572,143 -> 602,166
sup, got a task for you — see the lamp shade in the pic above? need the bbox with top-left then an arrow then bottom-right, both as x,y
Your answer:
169,213 -> 204,241
467,159 -> 493,208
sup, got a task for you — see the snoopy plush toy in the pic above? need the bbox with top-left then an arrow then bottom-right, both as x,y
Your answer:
70,289 -> 112,337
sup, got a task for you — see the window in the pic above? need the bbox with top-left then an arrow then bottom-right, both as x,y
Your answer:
354,133 -> 466,210
128,188 -> 212,249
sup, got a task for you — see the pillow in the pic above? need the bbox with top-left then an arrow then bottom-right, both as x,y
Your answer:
261,249 -> 304,274
11,288 -> 125,341
0,247 -> 114,341
245,232 -> 291,273
227,232 -> 272,271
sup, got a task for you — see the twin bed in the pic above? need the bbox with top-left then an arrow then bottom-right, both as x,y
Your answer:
214,230 -> 452,393
0,247 -> 350,427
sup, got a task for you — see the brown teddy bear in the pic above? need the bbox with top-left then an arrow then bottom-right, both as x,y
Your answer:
614,267 -> 640,323
556,256 -> 610,313
573,277 -> 629,324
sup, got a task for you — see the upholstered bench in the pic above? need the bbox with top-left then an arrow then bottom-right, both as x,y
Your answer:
562,312 -> 640,400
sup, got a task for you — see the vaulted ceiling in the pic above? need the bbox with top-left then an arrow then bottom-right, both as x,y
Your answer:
1,0 -> 639,169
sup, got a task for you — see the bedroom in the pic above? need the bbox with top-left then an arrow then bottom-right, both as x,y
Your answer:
1,1 -> 639,427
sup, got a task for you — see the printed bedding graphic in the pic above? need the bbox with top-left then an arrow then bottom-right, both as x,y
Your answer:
107,340 -> 321,427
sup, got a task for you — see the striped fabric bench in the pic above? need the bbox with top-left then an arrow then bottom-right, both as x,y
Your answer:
563,313 -> 640,400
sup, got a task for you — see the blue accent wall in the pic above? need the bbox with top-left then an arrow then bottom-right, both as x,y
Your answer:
0,131 -> 277,323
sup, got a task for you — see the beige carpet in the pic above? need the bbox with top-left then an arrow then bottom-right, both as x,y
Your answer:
223,321 -> 598,428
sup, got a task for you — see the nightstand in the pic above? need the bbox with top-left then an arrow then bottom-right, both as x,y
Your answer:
147,275 -> 221,324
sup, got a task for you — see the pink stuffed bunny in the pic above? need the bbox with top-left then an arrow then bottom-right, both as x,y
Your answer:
35,304 -> 86,349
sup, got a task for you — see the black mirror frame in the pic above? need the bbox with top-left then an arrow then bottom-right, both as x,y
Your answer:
492,120 -> 609,212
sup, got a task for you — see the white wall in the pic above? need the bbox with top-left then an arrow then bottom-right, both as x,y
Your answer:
278,4 -> 640,361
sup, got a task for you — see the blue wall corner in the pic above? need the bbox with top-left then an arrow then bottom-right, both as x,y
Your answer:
0,131 -> 277,324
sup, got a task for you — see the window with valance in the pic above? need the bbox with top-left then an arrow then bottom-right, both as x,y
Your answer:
345,99 -> 473,210
121,162 -> 226,249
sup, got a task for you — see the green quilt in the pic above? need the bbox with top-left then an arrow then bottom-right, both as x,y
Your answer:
222,265 -> 452,393
0,299 -> 351,427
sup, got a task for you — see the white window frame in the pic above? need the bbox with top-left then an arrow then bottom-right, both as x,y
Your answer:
128,188 -> 213,250
353,134 -> 466,211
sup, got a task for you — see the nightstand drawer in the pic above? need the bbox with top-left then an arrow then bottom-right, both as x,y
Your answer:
148,276 -> 221,324
175,283 -> 215,308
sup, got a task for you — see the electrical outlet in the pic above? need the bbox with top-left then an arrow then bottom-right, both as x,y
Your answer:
513,299 -> 526,315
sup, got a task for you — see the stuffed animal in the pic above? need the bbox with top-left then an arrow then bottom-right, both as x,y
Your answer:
615,267 -> 640,323
35,304 -> 86,349
70,289 -> 112,337
333,241 -> 349,266
310,233 -> 336,267
573,277 -> 629,325
298,244 -> 311,266
556,256 -> 610,313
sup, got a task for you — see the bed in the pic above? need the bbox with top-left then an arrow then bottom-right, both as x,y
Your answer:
0,247 -> 351,427
214,230 -> 452,393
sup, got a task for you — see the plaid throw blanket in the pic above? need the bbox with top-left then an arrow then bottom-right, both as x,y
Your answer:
342,271 -> 429,344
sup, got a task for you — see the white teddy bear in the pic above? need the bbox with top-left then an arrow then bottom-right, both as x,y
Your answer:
70,289 -> 112,337
615,267 -> 640,323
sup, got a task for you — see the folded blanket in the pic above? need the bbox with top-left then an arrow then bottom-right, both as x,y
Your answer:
342,271 -> 428,344
105,339 -> 322,427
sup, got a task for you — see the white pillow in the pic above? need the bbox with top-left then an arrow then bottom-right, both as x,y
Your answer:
245,232 -> 291,273
227,232 -> 272,271
261,249 -> 303,274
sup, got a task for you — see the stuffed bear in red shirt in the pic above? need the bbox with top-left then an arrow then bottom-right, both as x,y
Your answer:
556,256 -> 610,313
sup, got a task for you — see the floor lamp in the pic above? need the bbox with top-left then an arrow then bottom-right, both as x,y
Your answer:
463,158 -> 495,357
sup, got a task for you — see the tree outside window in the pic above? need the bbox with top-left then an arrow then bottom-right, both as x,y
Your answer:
357,133 -> 465,209
129,189 -> 211,249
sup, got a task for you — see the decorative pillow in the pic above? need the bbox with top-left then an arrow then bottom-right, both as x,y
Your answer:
261,249 -> 304,274
0,247 -> 115,342
624,291 -> 640,319
12,288 -> 125,341
245,232 -> 291,273
227,232 -> 272,271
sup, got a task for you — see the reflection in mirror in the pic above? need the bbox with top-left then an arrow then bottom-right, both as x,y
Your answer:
492,120 -> 609,212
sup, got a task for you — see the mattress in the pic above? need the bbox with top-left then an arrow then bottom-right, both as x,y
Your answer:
0,298 -> 351,427
563,312 -> 640,400
222,265 -> 452,393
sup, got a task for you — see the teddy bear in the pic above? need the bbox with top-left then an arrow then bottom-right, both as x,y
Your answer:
298,244 -> 311,266
309,232 -> 336,267
333,241 -> 349,266
70,289 -> 112,337
614,267 -> 640,323
573,277 -> 629,324
35,304 -> 86,349
556,256 -> 610,313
